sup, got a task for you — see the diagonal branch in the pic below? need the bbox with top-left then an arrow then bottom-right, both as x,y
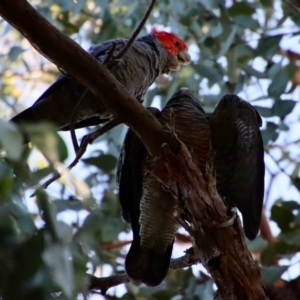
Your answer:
89,248 -> 200,294
283,0 -> 300,14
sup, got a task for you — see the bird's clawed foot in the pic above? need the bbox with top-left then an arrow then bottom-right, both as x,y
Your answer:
216,208 -> 237,229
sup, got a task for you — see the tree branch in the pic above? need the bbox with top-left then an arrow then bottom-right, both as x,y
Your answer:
283,0 -> 300,14
0,1 -> 268,299
113,0 -> 156,60
88,248 -> 200,294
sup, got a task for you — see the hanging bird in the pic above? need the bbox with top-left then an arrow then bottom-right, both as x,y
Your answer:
10,28 -> 191,136
117,107 -> 170,287
117,88 -> 265,286
117,89 -> 211,286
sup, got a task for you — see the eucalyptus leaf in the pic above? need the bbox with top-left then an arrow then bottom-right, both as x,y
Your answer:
233,15 -> 259,31
0,119 -> 23,160
216,25 -> 238,59
242,65 -> 266,79
228,2 -> 256,16
271,204 -> 295,232
8,46 -> 25,61
44,244 -> 74,298
261,265 -> 289,284
4,201 -> 36,234
54,199 -> 84,213
272,99 -> 297,118
82,154 -> 117,172
268,71 -> 290,97
36,190 -> 60,242
246,236 -> 268,252
261,122 -> 279,144
193,63 -> 222,84
23,123 -> 59,163
257,35 -> 283,58
253,106 -> 273,117
267,62 -> 282,78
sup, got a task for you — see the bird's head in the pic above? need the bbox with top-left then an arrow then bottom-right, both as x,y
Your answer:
151,27 -> 191,71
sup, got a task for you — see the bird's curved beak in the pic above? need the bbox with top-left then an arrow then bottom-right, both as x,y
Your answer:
177,50 -> 191,65
167,50 -> 191,72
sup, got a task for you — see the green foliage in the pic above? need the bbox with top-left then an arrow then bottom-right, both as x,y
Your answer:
0,119 -> 22,161
82,153 -> 117,173
261,265 -> 289,285
1,0 -> 300,299
259,200 -> 300,268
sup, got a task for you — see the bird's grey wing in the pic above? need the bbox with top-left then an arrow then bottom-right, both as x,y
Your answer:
10,39 -> 126,131
117,127 -> 146,232
117,107 -> 175,286
209,94 -> 265,240
128,89 -> 210,286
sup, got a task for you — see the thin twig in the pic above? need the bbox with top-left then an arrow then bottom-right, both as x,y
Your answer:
266,150 -> 290,177
68,42 -> 117,153
175,214 -> 193,235
79,117 -> 122,149
113,0 -> 156,60
103,42 -> 117,66
69,89 -> 89,152
35,118 -> 122,192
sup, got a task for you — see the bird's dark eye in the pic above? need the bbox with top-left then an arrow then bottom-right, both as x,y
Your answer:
175,41 -> 180,48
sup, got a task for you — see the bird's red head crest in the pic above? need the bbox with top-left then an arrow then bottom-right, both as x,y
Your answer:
150,27 -> 188,56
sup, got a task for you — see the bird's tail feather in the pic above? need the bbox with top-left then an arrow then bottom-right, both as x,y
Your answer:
125,236 -> 173,286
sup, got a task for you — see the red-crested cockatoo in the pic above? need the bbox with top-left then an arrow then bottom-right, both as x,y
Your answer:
10,28 -> 191,137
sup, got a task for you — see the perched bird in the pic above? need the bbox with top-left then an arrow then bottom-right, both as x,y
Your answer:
117,88 -> 265,286
10,28 -> 191,134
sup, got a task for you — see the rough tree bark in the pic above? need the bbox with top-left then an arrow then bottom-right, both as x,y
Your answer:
0,1 -> 268,299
